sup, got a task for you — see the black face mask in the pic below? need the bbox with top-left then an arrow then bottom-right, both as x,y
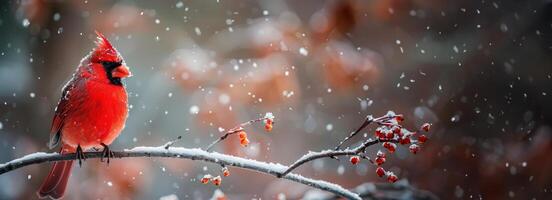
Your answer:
101,61 -> 123,86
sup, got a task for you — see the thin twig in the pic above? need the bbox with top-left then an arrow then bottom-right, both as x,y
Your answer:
279,138 -> 398,177
164,136 -> 183,149
206,117 -> 267,151
0,146 -> 360,200
333,115 -> 398,151
334,117 -> 373,151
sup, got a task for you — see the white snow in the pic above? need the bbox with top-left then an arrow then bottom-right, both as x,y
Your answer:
194,27 -> 202,36
189,105 -> 199,114
0,152 -> 56,169
22,18 -> 30,27
264,112 -> 275,120
299,47 -> 309,56
175,1 -> 184,8
160,194 -> 179,200
325,124 -> 333,131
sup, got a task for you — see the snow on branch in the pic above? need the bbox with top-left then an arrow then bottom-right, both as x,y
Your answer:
0,146 -> 361,200
0,111 -> 432,199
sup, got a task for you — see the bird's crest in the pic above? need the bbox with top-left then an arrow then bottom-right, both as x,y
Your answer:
91,31 -> 121,63
95,31 -> 114,50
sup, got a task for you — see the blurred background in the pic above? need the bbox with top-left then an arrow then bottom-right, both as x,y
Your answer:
0,0 -> 551,199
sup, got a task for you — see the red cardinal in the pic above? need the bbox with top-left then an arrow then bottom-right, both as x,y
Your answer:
37,31 -> 131,199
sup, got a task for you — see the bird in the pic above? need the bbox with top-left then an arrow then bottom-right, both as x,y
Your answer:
37,31 -> 131,199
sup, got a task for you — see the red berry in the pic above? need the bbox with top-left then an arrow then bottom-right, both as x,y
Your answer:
392,127 -> 401,134
265,123 -> 273,132
421,123 -> 431,132
397,129 -> 404,137
387,174 -> 398,183
418,134 -> 428,144
265,119 -> 273,132
212,176 -> 222,186
376,167 -> 385,177
222,168 -> 230,177
201,175 -> 212,184
240,137 -> 250,147
350,156 -> 360,165
409,144 -> 420,154
383,142 -> 396,153
385,131 -> 394,139
378,133 -> 387,140
376,150 -> 386,158
399,137 -> 411,145
375,129 -> 383,137
395,114 -> 404,122
238,131 -> 247,139
375,156 -> 386,165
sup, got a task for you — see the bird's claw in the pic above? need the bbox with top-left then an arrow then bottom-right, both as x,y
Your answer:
100,143 -> 114,165
76,145 -> 86,167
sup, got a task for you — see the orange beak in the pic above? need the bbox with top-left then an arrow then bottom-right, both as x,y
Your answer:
111,65 -> 132,78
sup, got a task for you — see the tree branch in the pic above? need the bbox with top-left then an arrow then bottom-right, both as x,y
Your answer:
279,138 -> 398,177
0,146 -> 361,200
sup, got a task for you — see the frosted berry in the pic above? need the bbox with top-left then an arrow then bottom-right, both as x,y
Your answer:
409,144 -> 420,154
222,167 -> 230,177
421,123 -> 431,132
395,114 -> 404,122
376,167 -> 385,177
418,134 -> 428,144
376,150 -> 386,158
399,137 -> 411,145
387,174 -> 398,183
383,142 -> 396,153
212,176 -> 222,186
350,156 -> 360,165
375,128 -> 383,137
375,156 -> 386,165
392,126 -> 401,134
385,131 -> 394,139
201,175 -> 212,184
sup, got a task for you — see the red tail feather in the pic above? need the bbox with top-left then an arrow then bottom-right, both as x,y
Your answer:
37,160 -> 74,199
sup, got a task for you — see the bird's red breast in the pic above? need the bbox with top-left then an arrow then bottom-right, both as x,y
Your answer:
59,77 -> 128,150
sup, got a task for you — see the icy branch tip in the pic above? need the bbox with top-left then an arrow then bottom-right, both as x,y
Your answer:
264,112 -> 275,120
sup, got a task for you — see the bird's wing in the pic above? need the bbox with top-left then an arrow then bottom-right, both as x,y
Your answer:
48,80 -> 77,149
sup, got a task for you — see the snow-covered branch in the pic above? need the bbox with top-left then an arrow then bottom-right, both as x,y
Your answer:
279,138 -> 397,177
0,111 -> 431,199
0,146 -> 361,200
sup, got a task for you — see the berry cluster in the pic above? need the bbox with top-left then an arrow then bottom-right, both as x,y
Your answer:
200,167 -> 231,186
235,112 -> 275,147
348,111 -> 432,183
200,174 -> 222,186
238,131 -> 250,147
